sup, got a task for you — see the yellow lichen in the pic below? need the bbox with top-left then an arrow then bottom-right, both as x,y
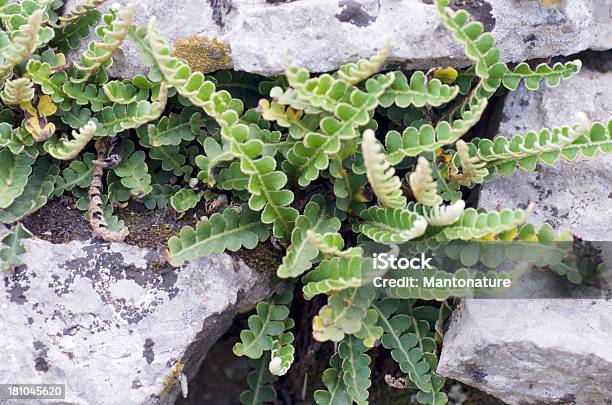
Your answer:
172,35 -> 232,73
159,360 -> 184,400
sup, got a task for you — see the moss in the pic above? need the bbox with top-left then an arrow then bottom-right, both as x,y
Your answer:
172,35 -> 232,74
159,360 -> 185,400
234,241 -> 283,273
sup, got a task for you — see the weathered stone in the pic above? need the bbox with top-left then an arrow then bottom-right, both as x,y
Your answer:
0,237 -> 270,404
437,58 -> 612,404
65,0 -> 612,78
438,299 -> 612,405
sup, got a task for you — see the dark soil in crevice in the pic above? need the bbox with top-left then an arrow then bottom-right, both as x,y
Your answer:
21,199 -> 91,244
19,199 -> 282,274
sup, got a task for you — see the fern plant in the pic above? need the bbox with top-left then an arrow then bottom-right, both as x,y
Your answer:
0,0 -> 609,403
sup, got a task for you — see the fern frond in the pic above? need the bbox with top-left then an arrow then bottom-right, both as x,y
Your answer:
72,0 -> 136,83
103,80 -> 137,104
362,129 -> 406,208
359,206 -> 428,243
50,8 -> 102,53
233,301 -> 290,359
0,77 -> 34,106
279,68 -> 349,114
138,108 -> 201,147
0,223 -> 33,272
437,207 -> 530,241
451,139 -> 489,186
0,157 -> 58,224
407,200 -> 466,226
409,156 -> 443,206
0,124 -> 35,155
0,9 -> 44,76
502,60 -> 581,91
195,137 -> 232,185
435,0 -> 506,81
302,256 -> 363,299
96,82 -> 167,134
268,324 -> 294,376
169,188 -> 202,212
338,336 -> 371,404
374,301 -> 434,393
385,96 -> 487,164
312,287 -> 374,343
44,120 -> 96,160
147,18 -> 297,238
240,354 -> 277,405
0,148 -> 37,209
380,71 -> 459,108
457,119 -> 611,176
287,74 -> 395,187
51,0 -> 106,28
277,196 -> 341,278
314,353 -> 352,405
305,231 -> 362,259
167,204 -> 269,267
337,41 -> 389,85
26,60 -> 68,103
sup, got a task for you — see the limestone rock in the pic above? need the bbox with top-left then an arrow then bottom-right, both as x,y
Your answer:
437,57 -> 612,404
438,299 -> 612,405
64,0 -> 612,78
0,237 -> 270,404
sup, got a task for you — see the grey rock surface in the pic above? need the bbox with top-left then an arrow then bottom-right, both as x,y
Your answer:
65,0 -> 612,78
438,299 -> 612,405
437,58 -> 612,403
0,237 -> 270,404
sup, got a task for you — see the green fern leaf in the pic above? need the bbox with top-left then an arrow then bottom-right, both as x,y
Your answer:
44,120 -> 96,160
50,9 -> 101,53
359,206 -> 428,244
195,136 -> 233,185
385,96 -> 487,164
240,354 -> 277,405
27,60 -> 68,103
438,207 -> 529,241
111,139 -> 152,197
71,0 -> 135,83
0,223 -> 33,271
287,73 -> 395,186
302,256 -> 363,299
460,119 -> 612,176
277,196 -> 341,278
95,83 -> 167,134
233,300 -> 290,359
380,71 -> 459,108
268,324 -> 295,376
312,286 -> 374,343
314,353 -> 352,405
0,157 -> 58,224
170,188 -> 202,213
362,129 -> 407,208
138,108 -> 201,147
338,335 -> 371,405
435,0 -> 506,81
167,204 -> 269,267
0,148 -> 37,209
502,60 -> 581,91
